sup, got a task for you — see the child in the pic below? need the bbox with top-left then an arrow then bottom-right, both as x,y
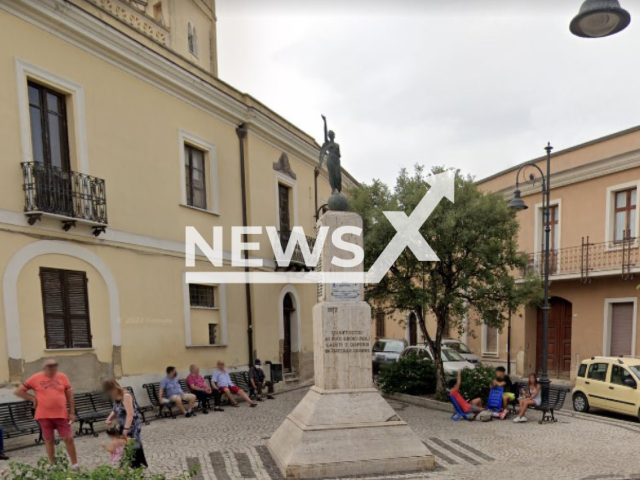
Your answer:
102,427 -> 126,466
450,369 -> 484,418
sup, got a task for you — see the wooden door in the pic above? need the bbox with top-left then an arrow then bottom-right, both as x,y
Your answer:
283,293 -> 294,371
536,298 -> 572,378
278,184 -> 291,232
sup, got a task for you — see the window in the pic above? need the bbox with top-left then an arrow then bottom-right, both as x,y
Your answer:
375,311 -> 385,338
483,325 -> 499,355
587,363 -> 609,382
577,364 -> 587,378
189,284 -> 215,308
40,267 -> 92,349
28,82 -> 70,170
188,22 -> 198,57
208,324 -> 217,345
614,188 -> 637,243
609,302 -> 634,356
611,365 -> 634,387
185,145 -> 206,209
278,184 -> 292,232
153,2 -> 164,24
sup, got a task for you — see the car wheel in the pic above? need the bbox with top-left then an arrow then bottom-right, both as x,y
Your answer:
573,392 -> 589,413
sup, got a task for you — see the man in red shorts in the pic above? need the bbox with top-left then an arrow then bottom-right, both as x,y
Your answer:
212,360 -> 257,408
14,359 -> 78,468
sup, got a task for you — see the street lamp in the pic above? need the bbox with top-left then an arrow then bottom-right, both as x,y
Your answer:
570,0 -> 631,38
509,143 -> 554,407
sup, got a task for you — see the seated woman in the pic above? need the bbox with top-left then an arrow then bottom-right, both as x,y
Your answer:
449,369 -> 484,418
513,373 -> 541,423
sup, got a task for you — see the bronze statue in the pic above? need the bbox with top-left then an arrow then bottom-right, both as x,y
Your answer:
319,115 -> 342,195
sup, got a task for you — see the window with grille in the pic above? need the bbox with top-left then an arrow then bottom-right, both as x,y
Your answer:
208,324 -> 217,345
375,311 -> 385,338
189,284 -> 215,308
185,144 -> 206,209
40,267 -> 92,349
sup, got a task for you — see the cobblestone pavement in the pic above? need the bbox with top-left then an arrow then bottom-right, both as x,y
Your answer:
2,387 -> 639,480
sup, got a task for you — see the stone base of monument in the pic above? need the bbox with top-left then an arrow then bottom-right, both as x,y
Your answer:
267,386 -> 435,478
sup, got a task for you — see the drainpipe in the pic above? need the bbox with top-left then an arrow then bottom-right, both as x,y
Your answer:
507,308 -> 512,375
236,124 -> 254,366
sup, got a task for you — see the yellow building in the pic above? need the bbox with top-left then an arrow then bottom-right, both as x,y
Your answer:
0,0 -> 356,400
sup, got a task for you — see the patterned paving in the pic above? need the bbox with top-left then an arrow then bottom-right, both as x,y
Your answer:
1,388 -> 639,479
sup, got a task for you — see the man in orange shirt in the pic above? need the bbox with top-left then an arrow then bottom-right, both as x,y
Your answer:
14,359 -> 78,468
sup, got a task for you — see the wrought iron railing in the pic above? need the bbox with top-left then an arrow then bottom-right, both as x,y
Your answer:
278,230 -> 316,269
522,235 -> 637,282
22,162 -> 108,226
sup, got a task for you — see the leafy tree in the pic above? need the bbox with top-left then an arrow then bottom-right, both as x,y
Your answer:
350,166 -> 542,397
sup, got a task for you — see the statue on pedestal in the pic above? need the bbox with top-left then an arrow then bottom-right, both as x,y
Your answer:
319,115 -> 348,211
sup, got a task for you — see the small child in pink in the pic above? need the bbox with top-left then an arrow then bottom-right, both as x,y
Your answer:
102,427 -> 126,466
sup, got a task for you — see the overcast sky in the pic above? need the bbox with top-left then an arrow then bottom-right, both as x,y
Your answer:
216,1 -> 640,186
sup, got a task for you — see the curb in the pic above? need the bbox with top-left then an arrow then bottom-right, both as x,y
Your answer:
383,392 -> 453,414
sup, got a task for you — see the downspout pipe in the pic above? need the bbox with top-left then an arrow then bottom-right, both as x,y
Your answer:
236,124 -> 254,366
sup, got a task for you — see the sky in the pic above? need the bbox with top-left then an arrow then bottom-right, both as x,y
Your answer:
216,0 -> 640,187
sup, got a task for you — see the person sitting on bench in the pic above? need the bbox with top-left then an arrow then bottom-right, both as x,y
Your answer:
450,369 -> 483,418
187,364 -> 224,414
513,373 -> 541,423
249,359 -> 274,401
159,366 -> 196,418
212,361 -> 257,408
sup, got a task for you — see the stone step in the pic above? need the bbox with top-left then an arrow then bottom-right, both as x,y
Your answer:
283,372 -> 300,384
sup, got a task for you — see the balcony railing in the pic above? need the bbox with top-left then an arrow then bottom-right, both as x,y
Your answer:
522,236 -> 637,282
278,230 -> 316,271
22,162 -> 108,235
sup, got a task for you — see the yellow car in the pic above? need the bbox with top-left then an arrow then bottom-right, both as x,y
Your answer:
572,356 -> 640,420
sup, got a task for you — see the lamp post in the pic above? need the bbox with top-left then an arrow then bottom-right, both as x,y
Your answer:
509,143 -> 554,405
570,0 -> 631,38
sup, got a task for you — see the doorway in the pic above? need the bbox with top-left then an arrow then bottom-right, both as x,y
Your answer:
408,312 -> 417,346
282,293 -> 295,372
536,297 -> 572,378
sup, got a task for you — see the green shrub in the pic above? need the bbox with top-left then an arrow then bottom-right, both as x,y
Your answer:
457,364 -> 496,401
378,355 -> 436,396
1,446 -> 197,479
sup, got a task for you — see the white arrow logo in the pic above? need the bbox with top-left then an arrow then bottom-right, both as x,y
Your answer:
365,171 -> 455,283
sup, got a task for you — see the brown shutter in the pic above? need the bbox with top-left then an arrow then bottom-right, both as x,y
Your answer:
65,270 -> 92,348
611,303 -> 634,356
485,326 -> 498,354
40,268 -> 67,349
39,268 -> 92,349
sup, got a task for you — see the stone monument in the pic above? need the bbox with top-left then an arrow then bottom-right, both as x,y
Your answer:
267,197 -> 435,476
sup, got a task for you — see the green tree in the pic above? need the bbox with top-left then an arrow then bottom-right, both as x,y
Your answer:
350,166 -> 542,397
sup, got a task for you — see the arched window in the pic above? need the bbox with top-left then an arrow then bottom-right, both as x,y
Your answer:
188,22 -> 198,57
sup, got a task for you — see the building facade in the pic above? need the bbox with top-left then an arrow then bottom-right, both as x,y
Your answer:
469,127 -> 640,379
0,0 -> 354,400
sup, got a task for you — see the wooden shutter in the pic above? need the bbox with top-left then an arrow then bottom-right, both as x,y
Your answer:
66,270 -> 92,348
611,303 -> 633,356
485,326 -> 498,354
40,268 -> 67,349
40,268 -> 92,349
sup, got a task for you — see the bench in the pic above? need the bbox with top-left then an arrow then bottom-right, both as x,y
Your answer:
205,372 -> 255,404
0,401 -> 43,444
74,392 -> 113,437
143,382 -> 177,419
512,381 -> 569,423
124,387 -> 153,425
204,375 -> 229,406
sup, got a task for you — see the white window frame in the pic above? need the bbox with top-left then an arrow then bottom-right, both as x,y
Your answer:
274,172 -> 299,231
188,21 -> 198,58
605,180 -> 640,249
15,58 -> 89,173
533,199 -> 562,254
481,323 -> 499,357
178,130 -> 219,215
602,297 -> 637,357
183,275 -> 227,347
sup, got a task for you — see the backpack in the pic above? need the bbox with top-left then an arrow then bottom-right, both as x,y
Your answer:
476,410 -> 493,422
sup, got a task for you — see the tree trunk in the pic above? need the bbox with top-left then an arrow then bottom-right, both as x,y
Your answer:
415,307 -> 448,398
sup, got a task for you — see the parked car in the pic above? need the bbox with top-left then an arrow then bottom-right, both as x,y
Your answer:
372,339 -> 406,374
442,338 -> 480,364
572,356 -> 640,421
400,345 -> 476,385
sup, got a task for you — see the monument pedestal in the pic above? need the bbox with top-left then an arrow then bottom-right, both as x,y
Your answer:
267,212 -> 434,478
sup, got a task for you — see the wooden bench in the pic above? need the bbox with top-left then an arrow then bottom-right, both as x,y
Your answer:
512,381 -> 569,423
124,387 -> 153,425
0,401 -> 43,444
205,372 -> 255,404
74,392 -> 113,437
143,382 -> 177,419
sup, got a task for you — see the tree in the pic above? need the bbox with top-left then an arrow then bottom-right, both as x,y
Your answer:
350,166 -> 542,397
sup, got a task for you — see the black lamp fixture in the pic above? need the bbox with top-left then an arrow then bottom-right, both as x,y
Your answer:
508,189 -> 528,211
570,0 -> 631,38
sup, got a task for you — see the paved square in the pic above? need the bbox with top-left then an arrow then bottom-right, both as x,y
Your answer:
1,387 -> 639,480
